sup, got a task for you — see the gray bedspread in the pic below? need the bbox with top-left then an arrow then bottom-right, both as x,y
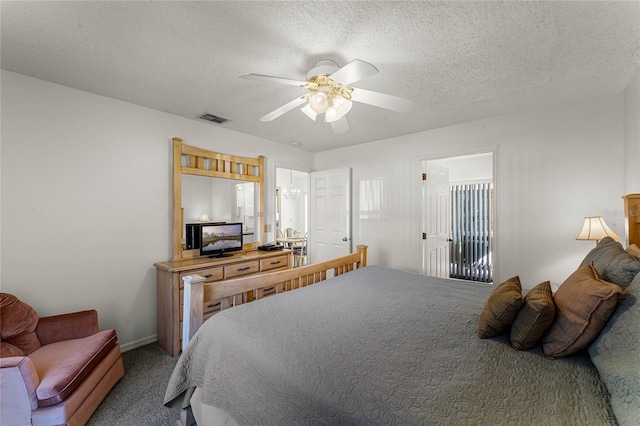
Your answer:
164,266 -> 617,425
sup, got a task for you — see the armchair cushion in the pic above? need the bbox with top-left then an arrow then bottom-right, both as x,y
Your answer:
0,293 -> 41,355
28,329 -> 117,407
36,310 -> 99,345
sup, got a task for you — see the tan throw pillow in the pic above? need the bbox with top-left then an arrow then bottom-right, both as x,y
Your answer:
510,281 -> 555,350
542,263 -> 622,358
626,244 -> 640,259
478,276 -> 523,338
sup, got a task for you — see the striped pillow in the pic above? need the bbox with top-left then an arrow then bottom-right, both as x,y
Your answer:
510,281 -> 555,350
478,276 -> 523,338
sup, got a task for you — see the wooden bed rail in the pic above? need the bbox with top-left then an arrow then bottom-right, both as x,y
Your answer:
182,245 -> 367,351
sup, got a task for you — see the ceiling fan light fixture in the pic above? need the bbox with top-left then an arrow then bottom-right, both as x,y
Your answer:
309,92 -> 329,113
325,95 -> 353,123
324,105 -> 340,123
333,95 -> 352,116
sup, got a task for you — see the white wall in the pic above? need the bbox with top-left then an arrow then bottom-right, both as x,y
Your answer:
1,70 -> 314,350
316,94 -> 626,290
624,69 -> 640,194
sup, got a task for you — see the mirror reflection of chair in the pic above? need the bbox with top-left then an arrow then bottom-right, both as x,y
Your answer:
276,229 -> 284,240
292,233 -> 308,268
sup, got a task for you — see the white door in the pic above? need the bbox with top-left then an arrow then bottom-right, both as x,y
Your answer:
423,162 -> 450,278
309,168 -> 352,264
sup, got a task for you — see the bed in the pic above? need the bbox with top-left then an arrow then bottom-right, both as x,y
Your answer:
164,196 -> 640,425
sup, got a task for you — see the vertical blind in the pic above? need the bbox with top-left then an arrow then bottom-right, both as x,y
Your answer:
450,183 -> 493,283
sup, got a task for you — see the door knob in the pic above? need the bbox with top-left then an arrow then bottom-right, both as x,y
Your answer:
342,237 -> 348,241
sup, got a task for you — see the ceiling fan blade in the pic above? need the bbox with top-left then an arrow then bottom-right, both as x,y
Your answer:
330,116 -> 349,134
329,59 -> 379,86
240,73 -> 308,87
259,96 -> 308,122
350,87 -> 413,113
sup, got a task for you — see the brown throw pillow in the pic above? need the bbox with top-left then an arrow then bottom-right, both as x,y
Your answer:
0,341 -> 24,357
478,276 -> 523,338
510,281 -> 555,350
626,244 -> 640,259
0,293 -> 41,355
542,263 -> 622,358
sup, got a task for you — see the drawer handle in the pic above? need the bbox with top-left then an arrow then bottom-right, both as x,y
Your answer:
270,261 -> 281,265
203,274 -> 213,278
237,267 -> 251,271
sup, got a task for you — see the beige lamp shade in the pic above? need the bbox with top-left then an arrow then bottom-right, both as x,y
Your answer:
576,216 -> 620,242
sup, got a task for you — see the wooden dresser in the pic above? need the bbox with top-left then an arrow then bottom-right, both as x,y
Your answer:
155,250 -> 291,356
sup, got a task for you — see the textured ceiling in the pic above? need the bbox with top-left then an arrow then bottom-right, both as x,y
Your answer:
2,1 -> 639,152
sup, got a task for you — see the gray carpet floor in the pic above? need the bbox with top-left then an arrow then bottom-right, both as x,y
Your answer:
87,343 -> 180,425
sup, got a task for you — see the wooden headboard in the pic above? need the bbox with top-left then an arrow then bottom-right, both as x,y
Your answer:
623,194 -> 640,247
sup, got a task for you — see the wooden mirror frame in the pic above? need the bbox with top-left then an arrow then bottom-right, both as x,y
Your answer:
172,137 -> 265,260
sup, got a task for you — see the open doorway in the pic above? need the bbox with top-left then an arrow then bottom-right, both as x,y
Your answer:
275,168 -> 310,266
422,152 -> 495,283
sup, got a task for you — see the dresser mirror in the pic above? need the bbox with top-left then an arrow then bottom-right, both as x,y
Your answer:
182,175 -> 258,244
172,137 -> 265,260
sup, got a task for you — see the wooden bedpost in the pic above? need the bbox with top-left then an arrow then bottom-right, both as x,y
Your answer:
179,274 -> 205,426
182,274 -> 206,353
357,245 -> 368,268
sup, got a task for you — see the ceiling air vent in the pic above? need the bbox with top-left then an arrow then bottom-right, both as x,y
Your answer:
199,113 -> 228,124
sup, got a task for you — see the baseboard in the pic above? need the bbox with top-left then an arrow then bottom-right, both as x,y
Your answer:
119,334 -> 157,353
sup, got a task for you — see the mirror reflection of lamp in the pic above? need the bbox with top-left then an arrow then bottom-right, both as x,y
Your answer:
199,213 -> 210,222
576,216 -> 620,245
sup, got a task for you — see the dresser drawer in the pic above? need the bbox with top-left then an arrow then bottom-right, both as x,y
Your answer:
260,254 -> 289,271
179,266 -> 223,288
225,261 -> 259,278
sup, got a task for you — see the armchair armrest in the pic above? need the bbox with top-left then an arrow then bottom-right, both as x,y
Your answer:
1,356 -> 40,425
36,310 -> 99,345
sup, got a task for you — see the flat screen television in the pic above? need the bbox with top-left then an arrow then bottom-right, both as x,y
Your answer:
200,222 -> 243,258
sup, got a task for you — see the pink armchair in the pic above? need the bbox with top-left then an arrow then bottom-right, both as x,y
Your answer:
0,293 -> 124,426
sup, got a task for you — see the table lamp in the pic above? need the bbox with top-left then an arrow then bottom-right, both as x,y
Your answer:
576,216 -> 620,244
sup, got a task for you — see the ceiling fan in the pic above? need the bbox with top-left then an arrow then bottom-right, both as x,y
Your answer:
239,59 -> 413,134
